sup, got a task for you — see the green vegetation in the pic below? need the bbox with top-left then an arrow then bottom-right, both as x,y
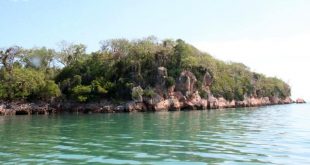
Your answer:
0,37 -> 290,102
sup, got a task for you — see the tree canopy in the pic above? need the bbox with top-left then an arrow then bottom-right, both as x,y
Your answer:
0,37 -> 291,102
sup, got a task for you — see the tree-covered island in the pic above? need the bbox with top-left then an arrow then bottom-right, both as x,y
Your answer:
0,37 -> 294,115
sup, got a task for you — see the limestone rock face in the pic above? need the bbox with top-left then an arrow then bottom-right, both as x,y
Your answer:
126,102 -> 147,112
183,91 -> 207,110
269,96 -> 280,105
235,96 -> 294,107
208,97 -> 236,109
203,71 -> 213,87
236,100 -> 247,107
102,105 -> 114,113
208,97 -> 219,109
218,97 -> 227,109
144,94 -> 164,106
170,98 -> 182,111
0,102 -> 51,115
226,100 -> 236,108
158,67 -> 168,78
262,97 -> 271,105
296,98 -> 306,104
114,105 -> 125,112
154,67 -> 168,97
200,99 -> 209,110
176,71 -> 197,97
188,91 -> 201,104
172,91 -> 186,101
237,97 -> 272,107
248,97 -> 261,106
202,71 -> 213,93
167,85 -> 175,98
281,97 -> 293,104
157,67 -> 168,87
0,104 -> 4,114
154,98 -> 181,111
154,100 -> 170,111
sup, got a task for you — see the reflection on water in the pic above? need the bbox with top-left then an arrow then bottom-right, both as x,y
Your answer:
0,104 -> 310,164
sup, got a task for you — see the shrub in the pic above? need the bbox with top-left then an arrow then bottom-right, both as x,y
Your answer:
143,87 -> 156,98
165,76 -> 175,88
71,85 -> 91,102
39,80 -> 61,100
131,86 -> 144,101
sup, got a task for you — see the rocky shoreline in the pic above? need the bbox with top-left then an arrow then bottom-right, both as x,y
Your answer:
60,95 -> 296,113
0,102 -> 56,115
0,96 -> 303,116
0,68 -> 306,116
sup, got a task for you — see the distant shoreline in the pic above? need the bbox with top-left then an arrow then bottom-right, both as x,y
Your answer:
1,96 -> 303,116
1,38 -> 297,115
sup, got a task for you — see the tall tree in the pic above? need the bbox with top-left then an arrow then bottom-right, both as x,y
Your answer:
57,41 -> 87,66
0,46 -> 22,100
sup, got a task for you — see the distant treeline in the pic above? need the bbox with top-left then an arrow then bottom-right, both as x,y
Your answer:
0,37 -> 290,102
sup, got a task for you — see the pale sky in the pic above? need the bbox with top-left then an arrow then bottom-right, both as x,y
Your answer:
194,33 -> 310,101
0,0 -> 309,100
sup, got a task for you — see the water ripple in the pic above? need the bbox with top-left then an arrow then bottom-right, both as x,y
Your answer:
0,104 -> 310,164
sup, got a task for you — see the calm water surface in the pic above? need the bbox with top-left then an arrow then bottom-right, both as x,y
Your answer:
0,104 -> 310,164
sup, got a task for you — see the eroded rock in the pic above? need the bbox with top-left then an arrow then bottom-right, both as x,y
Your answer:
176,71 -> 197,97
296,98 -> 306,104
154,98 -> 181,111
126,102 -> 147,112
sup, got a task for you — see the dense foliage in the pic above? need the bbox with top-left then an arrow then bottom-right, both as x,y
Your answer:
0,37 -> 290,102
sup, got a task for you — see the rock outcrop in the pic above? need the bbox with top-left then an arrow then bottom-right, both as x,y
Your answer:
176,71 -> 197,97
296,98 -> 306,104
155,67 -> 168,96
183,91 -> 208,110
281,97 -> 294,104
0,69 -> 295,116
153,98 -> 181,111
126,102 -> 147,112
202,71 -> 213,94
0,102 -> 53,115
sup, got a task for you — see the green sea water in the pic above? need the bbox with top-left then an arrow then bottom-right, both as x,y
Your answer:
0,104 -> 310,164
